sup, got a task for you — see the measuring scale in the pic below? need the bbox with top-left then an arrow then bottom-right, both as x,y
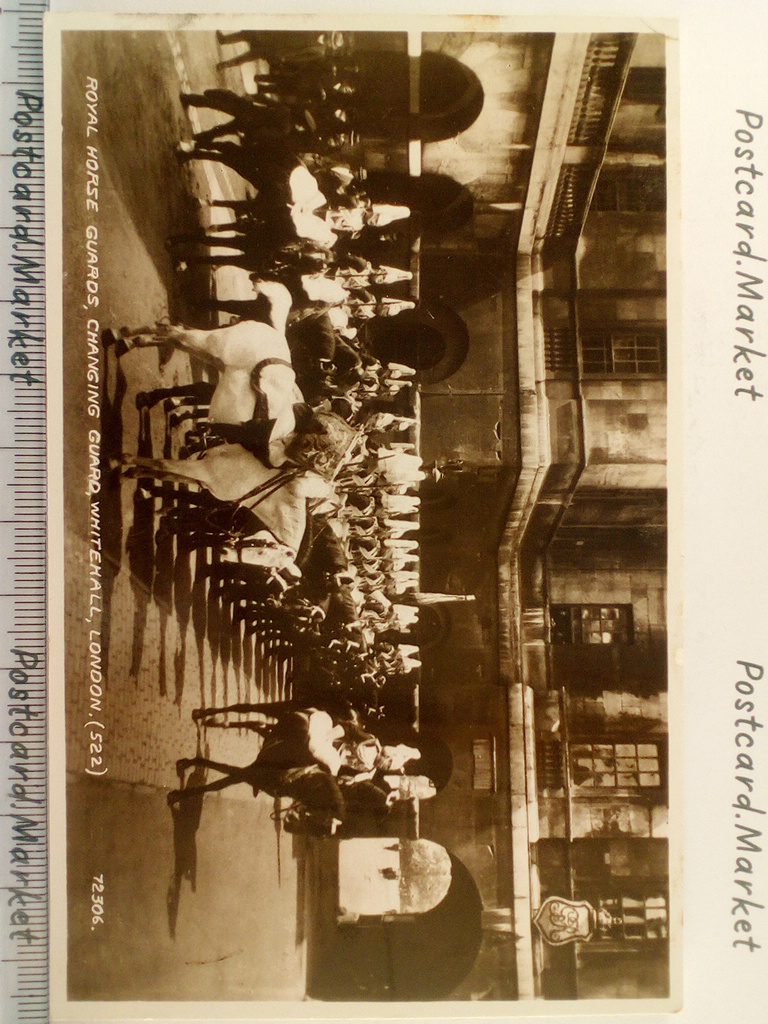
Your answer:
0,1 -> 50,1022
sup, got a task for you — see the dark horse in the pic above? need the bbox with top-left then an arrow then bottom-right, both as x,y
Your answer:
169,709 -> 347,827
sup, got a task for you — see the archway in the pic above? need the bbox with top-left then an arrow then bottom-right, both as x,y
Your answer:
308,849 -> 483,999
361,298 -> 470,383
348,51 -> 485,142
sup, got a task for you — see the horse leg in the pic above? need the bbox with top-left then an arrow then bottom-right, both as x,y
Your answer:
171,233 -> 247,260
167,227 -> 210,247
216,47 -> 261,71
243,723 -> 272,737
205,221 -> 242,235
121,455 -> 212,490
201,90 -> 255,117
177,755 -> 245,775
203,720 -> 273,737
178,141 -> 256,190
182,253 -> 251,270
167,408 -> 203,428
123,325 -> 227,367
169,763 -> 252,803
215,29 -> 247,45
209,198 -> 256,216
179,92 -> 209,109
194,235 -> 248,255
194,700 -> 295,722
192,122 -> 240,148
176,145 -> 217,165
194,298 -> 264,318
136,381 -> 215,410
105,322 -> 186,355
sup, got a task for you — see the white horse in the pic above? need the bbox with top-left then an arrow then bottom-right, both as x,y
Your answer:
107,282 -> 302,443
122,443 -> 333,551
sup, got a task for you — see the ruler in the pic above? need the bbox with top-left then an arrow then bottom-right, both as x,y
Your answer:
0,1 -> 50,1023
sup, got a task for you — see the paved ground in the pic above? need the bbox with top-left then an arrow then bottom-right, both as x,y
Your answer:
59,30 -> 307,1002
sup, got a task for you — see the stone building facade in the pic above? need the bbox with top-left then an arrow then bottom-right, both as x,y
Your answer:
414,30 -> 670,999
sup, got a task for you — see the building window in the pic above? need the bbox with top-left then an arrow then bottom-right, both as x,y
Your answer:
570,742 -> 661,789
550,604 -> 634,645
592,166 -> 666,212
472,738 -> 496,791
580,330 -> 666,375
598,895 -> 668,941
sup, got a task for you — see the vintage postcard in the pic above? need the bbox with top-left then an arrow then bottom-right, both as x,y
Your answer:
44,12 -> 678,1018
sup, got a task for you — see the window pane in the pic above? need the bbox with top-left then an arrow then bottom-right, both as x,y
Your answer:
639,772 -> 661,786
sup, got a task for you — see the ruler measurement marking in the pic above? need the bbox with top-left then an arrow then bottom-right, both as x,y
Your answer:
1,1 -> 49,1020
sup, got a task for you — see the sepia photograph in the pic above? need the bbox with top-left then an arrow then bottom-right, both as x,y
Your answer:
45,14 -> 674,1014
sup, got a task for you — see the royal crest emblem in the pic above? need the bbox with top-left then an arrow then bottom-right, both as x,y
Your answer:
533,896 -> 596,946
